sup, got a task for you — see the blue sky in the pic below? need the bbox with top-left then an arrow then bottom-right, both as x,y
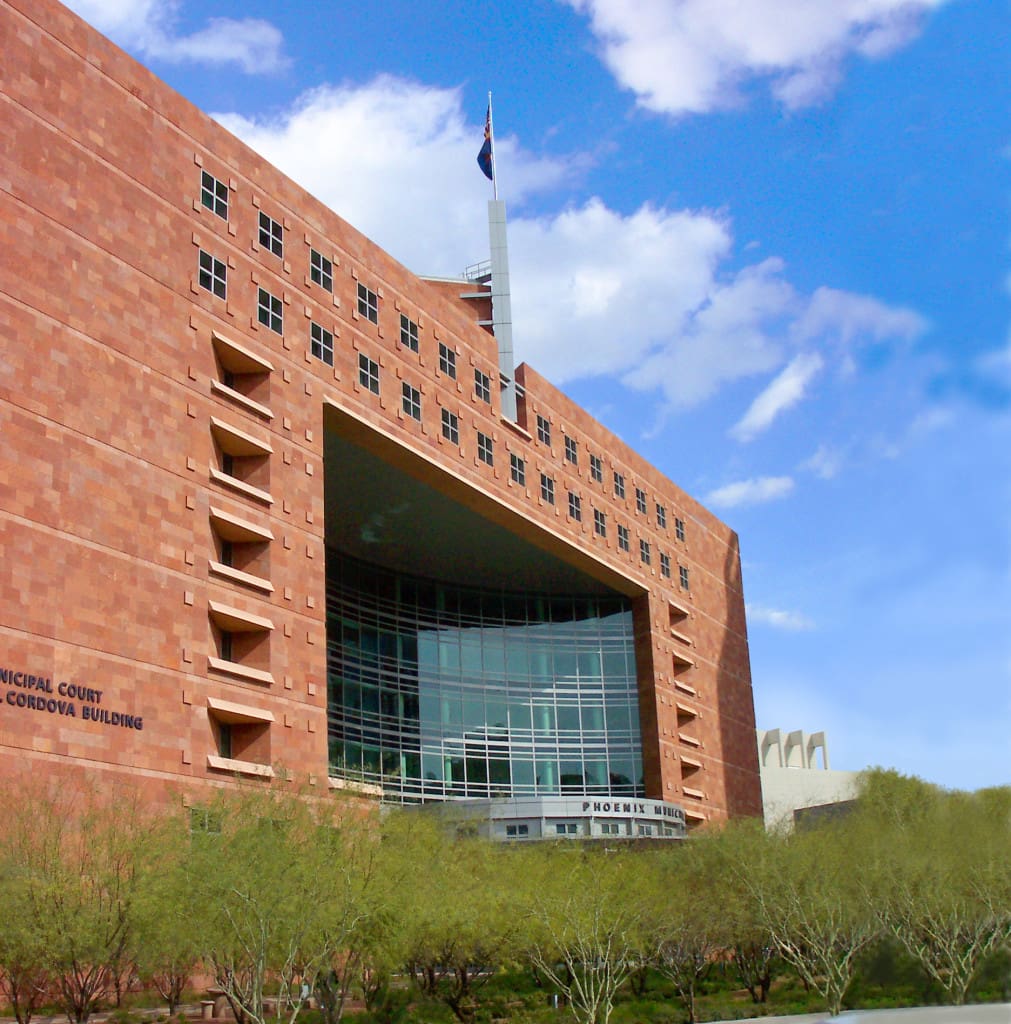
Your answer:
66,0 -> 1010,792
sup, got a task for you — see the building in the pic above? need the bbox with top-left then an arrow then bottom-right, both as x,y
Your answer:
757,728 -> 861,830
0,0 -> 762,828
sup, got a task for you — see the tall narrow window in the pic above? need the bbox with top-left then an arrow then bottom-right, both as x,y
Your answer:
357,283 -> 379,324
675,517 -> 686,542
593,508 -> 607,537
617,524 -> 630,552
640,539 -> 651,565
536,415 -> 551,446
402,382 -> 421,421
477,431 -> 494,466
679,565 -> 690,590
474,368 -> 491,403
441,408 -> 459,444
257,288 -> 282,334
589,454 -> 603,483
568,492 -> 582,522
510,453 -> 525,486
439,343 -> 457,379
564,435 -> 578,465
358,354 -> 380,394
400,314 -> 419,352
258,212 -> 283,257
636,488 -> 648,515
198,250 -> 226,299
200,171 -> 228,220
540,474 -> 555,505
656,503 -> 667,530
614,472 -> 626,500
310,249 -> 333,292
310,321 -> 333,366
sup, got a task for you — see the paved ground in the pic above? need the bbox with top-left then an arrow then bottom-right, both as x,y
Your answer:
710,1005 -> 1011,1024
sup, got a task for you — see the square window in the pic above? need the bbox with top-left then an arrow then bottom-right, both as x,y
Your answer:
258,211 -> 283,258
510,453 -> 525,486
593,508 -> 607,538
636,487 -> 647,515
400,314 -> 419,352
441,408 -> 459,444
541,474 -> 555,505
564,435 -> 578,465
357,283 -> 379,324
358,353 -> 379,394
536,415 -> 551,446
310,321 -> 333,366
477,431 -> 494,466
679,565 -> 690,590
640,539 -> 651,565
568,492 -> 582,522
614,472 -> 625,500
402,382 -> 421,421
660,552 -> 671,579
675,517 -> 686,542
257,287 -> 282,334
617,524 -> 630,552
310,249 -> 333,292
474,368 -> 491,403
198,250 -> 226,299
589,454 -> 603,484
656,503 -> 667,530
200,171 -> 228,220
438,342 -> 457,379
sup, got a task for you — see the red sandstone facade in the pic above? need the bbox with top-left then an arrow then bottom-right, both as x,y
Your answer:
0,0 -> 762,821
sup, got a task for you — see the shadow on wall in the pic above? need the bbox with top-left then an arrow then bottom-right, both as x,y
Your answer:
716,531 -> 763,819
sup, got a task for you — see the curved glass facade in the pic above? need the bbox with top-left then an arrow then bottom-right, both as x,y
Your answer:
326,552 -> 644,802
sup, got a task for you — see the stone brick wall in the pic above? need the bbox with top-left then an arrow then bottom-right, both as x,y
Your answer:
0,0 -> 761,820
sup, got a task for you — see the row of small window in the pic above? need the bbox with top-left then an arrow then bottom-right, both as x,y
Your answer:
199,253 -> 497,416
203,174 -> 455,369
534,413 -> 686,541
504,822 -> 673,838
366,374 -> 691,589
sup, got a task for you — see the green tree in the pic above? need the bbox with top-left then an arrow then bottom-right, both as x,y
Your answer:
389,813 -> 516,1024
707,821 -> 779,1004
0,783 -> 158,1024
0,852 -> 52,1024
736,818 -> 879,1016
189,788 -> 380,1024
858,771 -> 1011,1004
132,807 -> 205,1015
518,846 -> 649,1024
642,844 -> 723,1024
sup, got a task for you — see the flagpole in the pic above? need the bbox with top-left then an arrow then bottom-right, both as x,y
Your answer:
487,90 -> 498,201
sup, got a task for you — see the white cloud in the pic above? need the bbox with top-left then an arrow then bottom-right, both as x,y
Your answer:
731,351 -> 824,441
619,258 -> 798,406
705,475 -> 795,509
792,286 -> 928,347
215,76 -> 927,420
63,0 -> 286,72
215,78 -> 571,278
747,604 -> 815,631
510,201 -> 734,382
564,0 -> 949,114
800,443 -> 844,480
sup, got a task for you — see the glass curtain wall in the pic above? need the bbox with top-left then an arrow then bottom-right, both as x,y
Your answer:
326,551 -> 643,802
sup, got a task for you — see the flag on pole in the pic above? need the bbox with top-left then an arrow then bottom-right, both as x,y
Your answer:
477,103 -> 494,181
